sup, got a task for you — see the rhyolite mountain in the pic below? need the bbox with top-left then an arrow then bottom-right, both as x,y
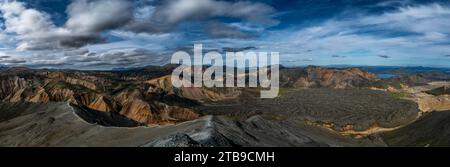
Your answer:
0,65 -> 379,125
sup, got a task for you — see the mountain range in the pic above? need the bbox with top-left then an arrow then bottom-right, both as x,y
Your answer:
0,65 -> 449,146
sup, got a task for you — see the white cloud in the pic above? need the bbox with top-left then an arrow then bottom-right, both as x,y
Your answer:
195,3 -> 450,67
0,1 -> 106,51
153,0 -> 276,25
134,5 -> 155,19
125,0 -> 278,34
0,1 -> 57,35
360,4 -> 450,35
424,32 -> 447,40
0,0 -> 277,51
1,1 -> 449,68
66,0 -> 133,33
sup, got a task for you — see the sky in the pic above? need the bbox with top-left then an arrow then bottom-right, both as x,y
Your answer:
0,0 -> 449,70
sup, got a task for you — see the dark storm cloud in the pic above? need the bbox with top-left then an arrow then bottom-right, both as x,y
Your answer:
0,56 -> 10,59
87,52 -> 96,57
63,48 -> 89,57
222,46 -> 257,52
205,22 -> 254,38
151,0 -> 276,25
101,52 -> 127,59
59,35 -> 106,48
378,55 -> 390,59
14,34 -> 106,51
0,59 -> 26,64
85,62 -> 115,67
72,56 -> 101,63
332,55 -> 346,58
116,58 -> 134,63
126,0 -> 278,35
123,20 -> 173,34
27,62 -> 73,68
61,48 -> 172,69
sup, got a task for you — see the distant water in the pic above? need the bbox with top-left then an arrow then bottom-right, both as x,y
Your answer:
376,74 -> 396,79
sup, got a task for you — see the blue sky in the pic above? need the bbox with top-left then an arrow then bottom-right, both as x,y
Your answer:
0,0 -> 449,69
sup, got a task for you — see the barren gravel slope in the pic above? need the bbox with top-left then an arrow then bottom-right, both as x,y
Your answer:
381,111 -> 450,147
0,102 -> 206,147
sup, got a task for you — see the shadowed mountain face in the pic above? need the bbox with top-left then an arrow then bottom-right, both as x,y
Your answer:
382,111 -> 450,147
279,66 -> 377,88
425,86 -> 450,96
0,65 -> 449,147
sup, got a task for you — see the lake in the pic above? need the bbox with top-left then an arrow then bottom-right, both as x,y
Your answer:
376,74 -> 396,79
